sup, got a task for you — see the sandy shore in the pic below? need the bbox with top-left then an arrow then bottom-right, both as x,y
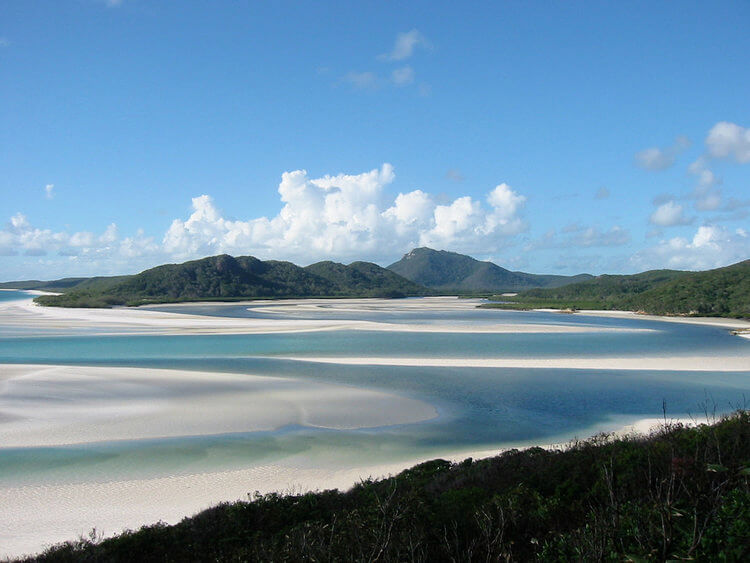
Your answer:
277,354 -> 750,371
0,414 -> 702,559
1,296 -> 747,558
0,296 -> 658,336
0,364 -> 436,448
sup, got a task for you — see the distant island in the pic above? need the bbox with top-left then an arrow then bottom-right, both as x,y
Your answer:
2,249 -> 748,318
15,255 -> 429,308
482,259 -> 750,319
1,248 -> 592,308
387,247 -> 593,292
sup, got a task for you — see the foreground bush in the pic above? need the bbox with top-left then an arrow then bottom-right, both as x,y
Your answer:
21,411 -> 750,562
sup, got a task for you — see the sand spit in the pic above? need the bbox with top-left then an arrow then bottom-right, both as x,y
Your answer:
0,364 -> 437,448
0,296 -> 654,336
274,354 -> 750,372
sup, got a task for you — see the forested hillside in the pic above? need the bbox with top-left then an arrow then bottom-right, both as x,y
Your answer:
33,255 -> 428,308
485,259 -> 750,318
387,247 -> 592,292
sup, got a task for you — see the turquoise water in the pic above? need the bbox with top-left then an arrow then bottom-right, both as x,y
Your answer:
0,290 -> 33,303
1,292 -> 749,486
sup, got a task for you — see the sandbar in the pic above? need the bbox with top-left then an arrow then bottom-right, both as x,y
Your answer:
0,296 -> 657,336
0,364 -> 437,448
274,354 -> 750,372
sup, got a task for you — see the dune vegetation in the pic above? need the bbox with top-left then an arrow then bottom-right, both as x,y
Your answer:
21,411 -> 750,562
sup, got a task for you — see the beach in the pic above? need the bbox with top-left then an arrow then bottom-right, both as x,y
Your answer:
1,295 -> 749,558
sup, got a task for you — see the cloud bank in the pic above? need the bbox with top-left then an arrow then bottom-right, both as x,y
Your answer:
2,164 -> 528,274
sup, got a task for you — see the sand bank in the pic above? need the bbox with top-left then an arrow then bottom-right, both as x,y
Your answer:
274,354 -> 750,372
0,364 -> 436,448
0,296 -> 653,336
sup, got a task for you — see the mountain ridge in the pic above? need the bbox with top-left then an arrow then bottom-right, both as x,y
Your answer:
31,254 -> 429,308
387,247 -> 593,292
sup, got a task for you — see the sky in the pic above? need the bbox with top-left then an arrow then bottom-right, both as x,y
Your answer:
1,0 -> 749,281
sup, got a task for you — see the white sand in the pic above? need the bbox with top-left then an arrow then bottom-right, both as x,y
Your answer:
274,354 -> 750,371
572,309 -> 750,330
0,414 -> 705,559
1,296 -> 747,557
0,364 -> 436,448
0,296 -> 655,336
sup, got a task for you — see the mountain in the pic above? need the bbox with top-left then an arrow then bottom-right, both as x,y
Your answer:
33,254 -> 428,307
305,260 -> 428,297
490,259 -> 750,318
387,247 -> 592,292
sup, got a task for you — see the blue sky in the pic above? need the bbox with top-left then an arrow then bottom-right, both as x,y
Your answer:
1,0 -> 749,281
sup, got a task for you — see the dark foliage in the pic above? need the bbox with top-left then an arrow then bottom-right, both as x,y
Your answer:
485,259 -> 750,318
22,411 -> 750,562
387,247 -> 592,292
33,255 -> 428,308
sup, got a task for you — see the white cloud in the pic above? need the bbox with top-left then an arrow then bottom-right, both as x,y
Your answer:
44,184 -> 54,199
161,165 -> 527,262
630,224 -> 750,271
391,66 -> 415,86
634,136 -> 690,171
2,165 -> 530,277
705,121 -> 750,163
649,200 -> 692,227
379,30 -> 430,61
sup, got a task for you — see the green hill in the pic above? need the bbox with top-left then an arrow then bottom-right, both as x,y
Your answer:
387,247 -> 592,292
33,254 -> 428,307
306,260 -> 428,297
486,259 -> 750,318
23,411 -> 750,562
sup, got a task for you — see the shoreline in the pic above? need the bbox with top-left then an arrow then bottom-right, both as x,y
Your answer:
0,414 -> 704,559
3,295 -> 750,337
274,354 -> 750,371
0,364 -> 437,448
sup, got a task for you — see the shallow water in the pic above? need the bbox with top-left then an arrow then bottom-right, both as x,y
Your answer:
1,293 -> 749,487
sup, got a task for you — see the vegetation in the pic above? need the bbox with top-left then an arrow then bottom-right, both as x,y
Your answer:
387,247 -> 592,292
33,254 -> 429,308
484,259 -> 750,318
21,411 -> 750,562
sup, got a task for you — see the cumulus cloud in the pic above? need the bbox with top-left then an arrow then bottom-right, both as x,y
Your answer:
0,211 -> 159,273
649,200 -> 692,227
162,165 -> 527,261
634,136 -> 690,171
378,30 -> 430,61
705,121 -> 750,163
2,165 -> 528,274
630,225 -> 750,271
